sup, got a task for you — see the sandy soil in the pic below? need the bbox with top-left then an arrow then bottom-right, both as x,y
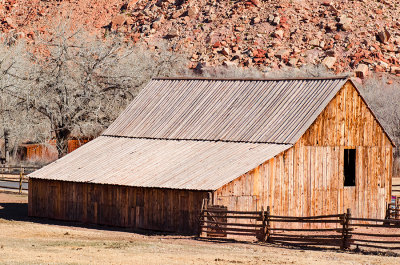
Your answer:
0,192 -> 399,265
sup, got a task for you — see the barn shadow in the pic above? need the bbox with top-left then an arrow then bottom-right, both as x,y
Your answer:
0,201 -> 29,221
1,197 -> 399,257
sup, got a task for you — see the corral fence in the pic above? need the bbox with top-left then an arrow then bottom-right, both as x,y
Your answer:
393,184 -> 400,194
386,199 -> 400,220
0,165 -> 40,193
199,202 -> 400,251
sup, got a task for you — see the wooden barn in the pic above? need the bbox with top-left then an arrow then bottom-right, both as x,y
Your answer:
28,76 -> 394,234
17,139 -> 91,163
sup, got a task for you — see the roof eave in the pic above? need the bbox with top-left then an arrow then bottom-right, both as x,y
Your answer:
153,75 -> 350,82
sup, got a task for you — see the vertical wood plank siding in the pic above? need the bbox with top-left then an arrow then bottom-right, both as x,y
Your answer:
215,82 -> 393,221
29,179 -> 208,234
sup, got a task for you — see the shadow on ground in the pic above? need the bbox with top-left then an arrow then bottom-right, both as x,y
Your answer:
1,193 -> 399,258
0,201 -> 29,221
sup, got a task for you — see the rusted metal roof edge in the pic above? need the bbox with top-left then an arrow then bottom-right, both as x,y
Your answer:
154,75 -> 350,82
348,79 -> 396,147
29,177 -> 215,192
101,134 -> 291,145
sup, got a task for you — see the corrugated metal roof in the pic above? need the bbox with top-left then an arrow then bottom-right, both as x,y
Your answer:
29,136 -> 291,190
104,77 -> 348,144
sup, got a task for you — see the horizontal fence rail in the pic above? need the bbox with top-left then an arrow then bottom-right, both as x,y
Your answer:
0,165 -> 35,193
386,201 -> 400,220
199,203 -> 400,252
199,205 -> 266,240
0,165 -> 40,175
348,217 -> 400,250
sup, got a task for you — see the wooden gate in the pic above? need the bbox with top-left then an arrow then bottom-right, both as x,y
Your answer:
198,201 -> 267,240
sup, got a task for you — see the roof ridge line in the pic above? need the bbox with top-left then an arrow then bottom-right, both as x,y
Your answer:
101,134 -> 292,146
153,76 -> 349,81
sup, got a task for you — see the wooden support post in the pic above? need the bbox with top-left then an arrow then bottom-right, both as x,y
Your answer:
19,167 -> 23,194
201,199 -> 208,238
346,208 -> 352,249
385,202 -> 390,220
341,208 -> 351,250
198,199 -> 204,237
259,206 -> 266,242
266,206 -> 271,243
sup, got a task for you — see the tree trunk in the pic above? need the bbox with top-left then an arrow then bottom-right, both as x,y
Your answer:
55,128 -> 71,158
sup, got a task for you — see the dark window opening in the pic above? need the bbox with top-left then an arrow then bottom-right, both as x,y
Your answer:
344,149 -> 356,186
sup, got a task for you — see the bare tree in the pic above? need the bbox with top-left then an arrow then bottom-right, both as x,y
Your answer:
0,39 -> 47,162
0,24 -> 188,158
358,75 -> 400,177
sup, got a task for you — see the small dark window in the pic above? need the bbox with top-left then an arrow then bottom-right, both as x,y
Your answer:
344,149 -> 356,186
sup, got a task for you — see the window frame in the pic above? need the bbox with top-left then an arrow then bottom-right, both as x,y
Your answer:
343,148 -> 356,187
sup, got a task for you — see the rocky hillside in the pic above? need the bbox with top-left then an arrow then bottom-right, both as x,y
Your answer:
1,0 -> 400,77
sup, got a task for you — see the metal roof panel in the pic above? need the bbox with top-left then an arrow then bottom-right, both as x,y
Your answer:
103,78 -> 348,144
29,136 -> 291,190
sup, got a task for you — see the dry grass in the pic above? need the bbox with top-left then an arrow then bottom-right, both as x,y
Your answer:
0,192 -> 399,265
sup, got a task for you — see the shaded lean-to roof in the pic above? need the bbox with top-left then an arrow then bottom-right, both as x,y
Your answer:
28,136 -> 291,190
30,76 -> 352,190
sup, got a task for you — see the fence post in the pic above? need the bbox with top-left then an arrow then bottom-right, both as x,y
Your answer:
259,206 -> 266,242
266,206 -> 271,243
19,167 -> 24,194
341,208 -> 351,250
198,199 -> 205,237
201,199 -> 208,238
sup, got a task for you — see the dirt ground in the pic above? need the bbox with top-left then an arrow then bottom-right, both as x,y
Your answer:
0,192 -> 399,265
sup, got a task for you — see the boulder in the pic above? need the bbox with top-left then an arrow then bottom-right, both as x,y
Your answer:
111,14 -> 126,29
377,29 -> 391,44
165,28 -> 179,39
275,49 -> 290,59
322,56 -> 336,69
5,17 -> 16,28
187,7 -> 198,18
355,64 -> 369,79
220,47 -> 230,56
338,15 -> 352,31
309,39 -> 320,46
274,29 -> 284,39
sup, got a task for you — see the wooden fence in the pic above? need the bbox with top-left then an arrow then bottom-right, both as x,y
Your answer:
393,184 -> 400,193
348,217 -> 400,250
386,201 -> 400,220
0,165 -> 38,193
199,204 -> 267,240
0,165 -> 40,175
199,204 -> 400,251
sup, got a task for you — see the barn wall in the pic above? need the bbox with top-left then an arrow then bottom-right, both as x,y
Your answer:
214,81 -> 393,220
28,179 -> 209,234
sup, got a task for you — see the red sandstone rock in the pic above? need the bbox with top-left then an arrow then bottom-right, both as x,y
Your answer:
0,0 -> 398,76
355,64 -> 369,78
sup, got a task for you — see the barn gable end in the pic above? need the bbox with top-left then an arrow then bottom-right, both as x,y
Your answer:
214,80 -> 393,220
300,80 -> 393,147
